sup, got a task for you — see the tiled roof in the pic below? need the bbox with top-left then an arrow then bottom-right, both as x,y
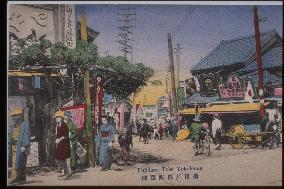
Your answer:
184,93 -> 219,105
246,70 -> 282,87
192,30 -> 278,72
238,45 -> 282,74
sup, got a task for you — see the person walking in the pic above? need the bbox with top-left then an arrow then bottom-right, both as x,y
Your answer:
8,107 -> 30,184
211,114 -> 222,150
64,111 -> 78,172
141,119 -> 150,144
158,123 -> 164,140
96,115 -> 115,171
189,115 -> 204,156
54,110 -> 71,179
261,112 -> 269,132
118,128 -> 133,165
169,118 -> 178,141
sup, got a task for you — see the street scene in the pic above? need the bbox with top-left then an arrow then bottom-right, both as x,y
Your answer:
7,1 -> 282,187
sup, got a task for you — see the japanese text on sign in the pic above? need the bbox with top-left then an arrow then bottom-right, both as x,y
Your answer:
64,4 -> 76,49
218,74 -> 246,99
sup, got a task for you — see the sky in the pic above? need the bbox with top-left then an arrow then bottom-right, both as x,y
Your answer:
76,4 -> 283,75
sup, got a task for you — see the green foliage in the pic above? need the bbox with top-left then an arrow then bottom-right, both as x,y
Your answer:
82,104 -> 94,137
9,38 -> 153,100
150,80 -> 162,86
97,56 -> 154,80
145,112 -> 153,117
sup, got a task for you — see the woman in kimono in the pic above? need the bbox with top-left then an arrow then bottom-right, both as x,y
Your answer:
96,115 -> 115,171
118,128 -> 133,165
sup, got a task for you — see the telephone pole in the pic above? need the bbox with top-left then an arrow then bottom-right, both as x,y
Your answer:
80,10 -> 95,167
253,6 -> 265,118
174,43 -> 182,88
117,7 -> 136,62
168,33 -> 178,114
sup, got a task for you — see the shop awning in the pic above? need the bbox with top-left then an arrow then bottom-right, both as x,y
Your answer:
179,102 -> 270,115
8,70 -> 68,77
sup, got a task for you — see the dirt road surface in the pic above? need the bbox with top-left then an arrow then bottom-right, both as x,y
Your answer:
8,135 -> 282,186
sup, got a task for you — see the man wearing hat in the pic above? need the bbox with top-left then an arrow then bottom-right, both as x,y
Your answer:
189,115 -> 202,143
64,111 -> 78,172
190,114 -> 206,156
54,110 -> 71,179
8,107 -> 30,183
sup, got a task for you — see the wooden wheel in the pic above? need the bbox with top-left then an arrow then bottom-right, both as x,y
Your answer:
247,135 -> 261,148
229,124 -> 246,149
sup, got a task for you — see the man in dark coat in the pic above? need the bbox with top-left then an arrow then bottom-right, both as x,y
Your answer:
8,107 -> 30,184
141,119 -> 150,144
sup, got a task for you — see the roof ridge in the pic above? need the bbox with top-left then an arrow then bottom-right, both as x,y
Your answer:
221,29 -> 276,44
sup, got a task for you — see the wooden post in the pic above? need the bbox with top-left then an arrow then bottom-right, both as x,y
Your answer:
81,10 -> 94,167
167,33 -> 178,114
253,6 -> 265,118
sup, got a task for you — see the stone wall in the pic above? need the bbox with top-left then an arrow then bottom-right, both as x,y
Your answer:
27,142 -> 40,168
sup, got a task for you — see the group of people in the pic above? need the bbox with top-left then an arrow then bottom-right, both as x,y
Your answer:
136,117 -> 179,144
187,114 -> 223,155
8,104 -> 281,184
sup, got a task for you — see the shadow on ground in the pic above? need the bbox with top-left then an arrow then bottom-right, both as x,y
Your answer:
112,148 -> 172,164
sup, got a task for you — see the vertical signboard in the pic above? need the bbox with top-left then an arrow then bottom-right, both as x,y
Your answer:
64,4 -> 76,49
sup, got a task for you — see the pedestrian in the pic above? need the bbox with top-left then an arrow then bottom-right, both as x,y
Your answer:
8,107 -> 30,184
54,110 -> 71,179
189,115 -> 202,143
64,111 -> 78,172
163,122 -> 169,138
169,118 -> 178,141
158,123 -> 164,140
211,114 -> 222,150
261,112 -> 269,132
96,115 -> 115,171
153,126 -> 159,140
141,119 -> 150,144
118,128 -> 133,165
189,115 -> 204,156
181,120 -> 189,130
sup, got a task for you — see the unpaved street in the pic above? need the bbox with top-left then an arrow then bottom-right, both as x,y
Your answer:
10,135 -> 282,186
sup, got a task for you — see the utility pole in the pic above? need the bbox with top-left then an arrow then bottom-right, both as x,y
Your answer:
174,43 -> 182,88
117,7 -> 136,62
253,6 -> 265,118
81,10 -> 95,167
168,33 -> 178,114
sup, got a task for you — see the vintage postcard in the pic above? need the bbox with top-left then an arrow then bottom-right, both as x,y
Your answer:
6,1 -> 282,187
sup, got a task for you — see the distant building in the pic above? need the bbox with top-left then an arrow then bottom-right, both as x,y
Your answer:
185,30 -> 282,108
8,4 -> 99,167
143,104 -> 158,120
157,96 -> 168,117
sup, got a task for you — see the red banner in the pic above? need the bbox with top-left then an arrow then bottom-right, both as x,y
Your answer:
93,77 -> 104,135
61,104 -> 87,132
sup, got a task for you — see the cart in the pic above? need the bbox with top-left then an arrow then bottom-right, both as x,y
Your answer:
226,124 -> 273,149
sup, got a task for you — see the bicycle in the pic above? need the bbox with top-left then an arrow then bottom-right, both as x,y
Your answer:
194,128 -> 212,156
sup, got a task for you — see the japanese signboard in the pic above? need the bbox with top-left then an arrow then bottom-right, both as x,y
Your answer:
218,73 -> 246,99
61,104 -> 87,131
64,4 -> 76,49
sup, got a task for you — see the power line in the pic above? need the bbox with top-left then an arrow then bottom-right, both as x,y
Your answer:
117,7 -> 136,63
173,6 -> 196,38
